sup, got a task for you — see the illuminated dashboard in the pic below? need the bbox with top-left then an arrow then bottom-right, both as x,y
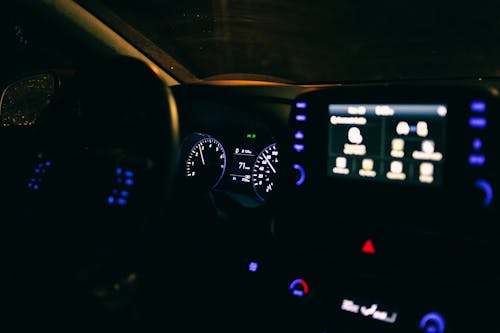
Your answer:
271,83 -> 498,333
179,131 -> 279,205
1,1 -> 498,332
286,84 -> 497,217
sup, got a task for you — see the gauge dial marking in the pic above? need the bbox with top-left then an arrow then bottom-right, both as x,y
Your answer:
252,143 -> 279,202
185,137 -> 226,189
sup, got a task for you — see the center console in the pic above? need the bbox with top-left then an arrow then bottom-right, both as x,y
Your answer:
250,83 -> 499,332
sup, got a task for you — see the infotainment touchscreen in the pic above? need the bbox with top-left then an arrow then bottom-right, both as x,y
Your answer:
327,104 -> 447,186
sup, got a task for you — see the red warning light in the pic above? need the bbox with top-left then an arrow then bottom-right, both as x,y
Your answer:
361,239 -> 376,254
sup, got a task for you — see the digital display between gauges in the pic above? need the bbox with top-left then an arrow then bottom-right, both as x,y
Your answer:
228,147 -> 255,184
184,135 -> 226,189
327,104 -> 447,186
219,133 -> 279,203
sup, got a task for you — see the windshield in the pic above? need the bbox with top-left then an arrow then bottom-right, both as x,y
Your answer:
91,0 -> 500,83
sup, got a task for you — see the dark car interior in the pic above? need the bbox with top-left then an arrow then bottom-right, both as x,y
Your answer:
1,1 -> 498,332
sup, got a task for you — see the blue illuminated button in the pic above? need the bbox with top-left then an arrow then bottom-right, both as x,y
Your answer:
293,164 -> 306,186
472,138 -> 483,151
468,154 -> 486,166
295,114 -> 307,122
293,144 -> 305,153
117,198 -> 128,206
296,101 -> 307,109
248,261 -> 259,273
289,278 -> 310,297
294,130 -> 305,140
469,117 -> 487,129
419,312 -> 446,333
474,179 -> 493,207
470,100 -> 486,113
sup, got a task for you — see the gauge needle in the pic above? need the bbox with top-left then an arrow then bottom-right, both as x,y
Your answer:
263,154 -> 276,173
199,146 -> 206,165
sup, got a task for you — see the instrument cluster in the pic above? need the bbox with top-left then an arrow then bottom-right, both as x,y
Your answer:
179,131 -> 279,205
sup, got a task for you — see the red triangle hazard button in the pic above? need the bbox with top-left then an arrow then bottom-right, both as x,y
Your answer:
361,239 -> 376,254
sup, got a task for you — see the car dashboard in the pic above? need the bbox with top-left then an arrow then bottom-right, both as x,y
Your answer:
1,2 -> 498,333
170,81 -> 499,333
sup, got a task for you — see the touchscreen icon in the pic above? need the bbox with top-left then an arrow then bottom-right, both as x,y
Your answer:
422,140 -> 435,154
336,157 -> 347,169
362,159 -> 374,171
333,157 -> 349,175
417,121 -> 429,137
419,162 -> 434,184
348,127 -> 363,144
386,161 -> 406,180
391,138 -> 405,158
359,158 -> 376,177
390,161 -> 403,174
396,121 -> 410,135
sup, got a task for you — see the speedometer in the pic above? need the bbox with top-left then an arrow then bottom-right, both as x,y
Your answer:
185,136 -> 226,189
252,143 -> 279,202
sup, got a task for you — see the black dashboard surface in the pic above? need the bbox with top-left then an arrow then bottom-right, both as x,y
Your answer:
0,3 -> 498,333
2,71 -> 499,332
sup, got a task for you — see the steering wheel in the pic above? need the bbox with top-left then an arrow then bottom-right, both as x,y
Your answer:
13,56 -> 180,329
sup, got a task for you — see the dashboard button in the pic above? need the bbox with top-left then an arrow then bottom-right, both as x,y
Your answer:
295,114 -> 307,122
293,164 -> 306,186
474,179 -> 493,207
472,138 -> 483,151
468,154 -> 486,166
419,312 -> 446,333
293,144 -> 305,153
469,116 -> 487,129
295,101 -> 307,109
361,239 -> 376,255
289,278 -> 310,297
248,261 -> 259,273
470,100 -> 486,113
294,130 -> 305,140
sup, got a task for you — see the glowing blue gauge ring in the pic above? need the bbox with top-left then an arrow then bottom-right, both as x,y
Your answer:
289,278 -> 310,297
419,312 -> 445,333
185,136 -> 227,189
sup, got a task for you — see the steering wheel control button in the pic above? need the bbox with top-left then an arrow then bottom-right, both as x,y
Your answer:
474,179 -> 493,207
419,312 -> 446,333
108,167 -> 135,206
293,164 -> 306,186
27,159 -> 52,191
289,278 -> 310,298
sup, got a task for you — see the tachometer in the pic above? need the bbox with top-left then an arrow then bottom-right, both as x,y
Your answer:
252,143 -> 279,201
185,135 -> 226,189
